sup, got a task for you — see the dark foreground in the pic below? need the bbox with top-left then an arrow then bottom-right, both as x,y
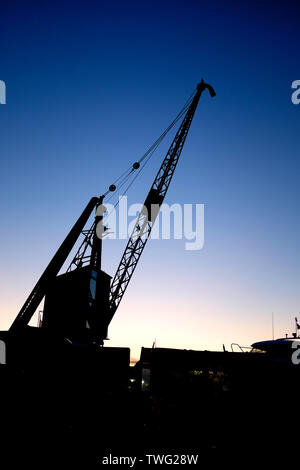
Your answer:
1,330 -> 299,465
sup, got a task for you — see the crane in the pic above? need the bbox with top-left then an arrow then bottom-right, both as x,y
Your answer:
9,80 -> 215,344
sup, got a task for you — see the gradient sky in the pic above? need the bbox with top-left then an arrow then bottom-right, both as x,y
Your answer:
1,0 -> 299,361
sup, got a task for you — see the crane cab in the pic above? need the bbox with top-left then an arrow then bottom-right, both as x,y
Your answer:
42,266 -> 111,343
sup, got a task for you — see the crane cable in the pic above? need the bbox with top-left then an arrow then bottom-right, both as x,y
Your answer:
98,88 -> 196,235
69,88 -> 196,262
103,88 -> 196,205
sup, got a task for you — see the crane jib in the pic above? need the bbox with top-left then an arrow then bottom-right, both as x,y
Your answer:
108,81 -> 215,334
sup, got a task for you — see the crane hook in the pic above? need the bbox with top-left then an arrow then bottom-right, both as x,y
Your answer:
197,78 -> 216,97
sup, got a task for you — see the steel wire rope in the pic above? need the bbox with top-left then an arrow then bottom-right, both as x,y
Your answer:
101,89 -> 196,234
103,90 -> 195,201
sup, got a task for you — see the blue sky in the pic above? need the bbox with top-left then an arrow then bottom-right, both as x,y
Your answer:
1,0 -> 299,360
